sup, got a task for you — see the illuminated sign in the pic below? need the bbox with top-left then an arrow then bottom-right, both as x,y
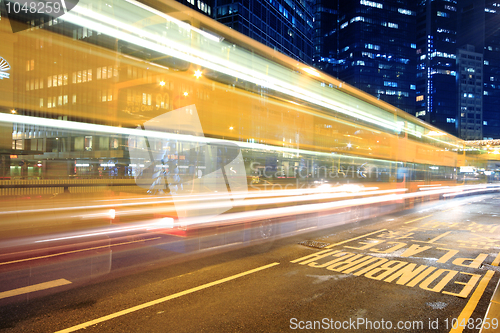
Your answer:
0,57 -> 10,79
460,166 -> 476,173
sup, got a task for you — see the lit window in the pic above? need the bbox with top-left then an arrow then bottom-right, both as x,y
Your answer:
398,8 -> 414,15
360,0 -> 383,9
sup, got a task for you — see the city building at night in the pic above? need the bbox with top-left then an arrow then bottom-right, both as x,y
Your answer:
415,0 -> 458,136
334,0 -> 417,115
482,0 -> 500,139
312,0 -> 338,75
211,0 -> 314,64
456,45 -> 483,140
176,0 -> 214,15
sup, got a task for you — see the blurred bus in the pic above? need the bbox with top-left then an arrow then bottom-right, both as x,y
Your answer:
0,0 -> 489,218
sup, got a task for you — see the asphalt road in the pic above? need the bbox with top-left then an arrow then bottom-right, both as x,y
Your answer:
1,193 -> 500,332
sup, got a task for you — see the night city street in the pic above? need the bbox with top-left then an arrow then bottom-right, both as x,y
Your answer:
1,194 -> 500,332
1,0 -> 500,332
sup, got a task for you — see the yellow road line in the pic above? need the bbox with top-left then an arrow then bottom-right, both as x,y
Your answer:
324,229 -> 386,249
0,278 -> 71,300
0,237 -> 161,266
449,270 -> 495,333
492,251 -> 500,267
54,262 -> 281,333
404,214 -> 433,224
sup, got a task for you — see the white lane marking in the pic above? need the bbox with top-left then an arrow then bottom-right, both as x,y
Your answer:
0,279 -> 71,300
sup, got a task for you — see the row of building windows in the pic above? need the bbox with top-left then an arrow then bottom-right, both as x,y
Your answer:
340,16 -> 400,30
35,89 -> 114,109
377,89 -> 409,97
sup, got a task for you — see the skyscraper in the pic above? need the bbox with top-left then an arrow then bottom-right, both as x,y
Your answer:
456,45 -> 483,140
483,0 -> 500,139
212,0 -> 314,64
312,0 -> 338,75
334,0 -> 417,115
415,0 -> 458,136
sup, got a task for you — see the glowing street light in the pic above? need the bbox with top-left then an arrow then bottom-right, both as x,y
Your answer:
159,81 -> 166,87
183,92 -> 189,97
194,70 -> 203,79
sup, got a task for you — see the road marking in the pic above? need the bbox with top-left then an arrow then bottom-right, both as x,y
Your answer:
0,279 -> 71,300
324,229 -> 386,249
492,251 -> 500,267
54,262 -> 280,333
404,214 -> 433,224
449,270 -> 495,333
0,237 -> 161,266
413,231 -> 452,245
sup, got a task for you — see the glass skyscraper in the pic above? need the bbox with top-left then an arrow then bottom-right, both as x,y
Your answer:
335,0 -> 417,115
483,0 -> 500,139
415,0 -> 458,136
312,0 -> 338,75
213,0 -> 314,64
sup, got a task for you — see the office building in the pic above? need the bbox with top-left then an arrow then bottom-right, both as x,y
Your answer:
482,0 -> 500,139
212,0 -> 314,64
334,0 -> 417,115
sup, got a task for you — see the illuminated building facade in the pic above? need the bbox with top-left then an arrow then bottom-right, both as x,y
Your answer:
482,0 -> 500,139
336,0 -> 417,115
7,2 -> 127,178
177,0 -> 214,16
212,0 -> 314,64
312,0 -> 338,75
456,45 -> 483,140
415,0 -> 458,136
